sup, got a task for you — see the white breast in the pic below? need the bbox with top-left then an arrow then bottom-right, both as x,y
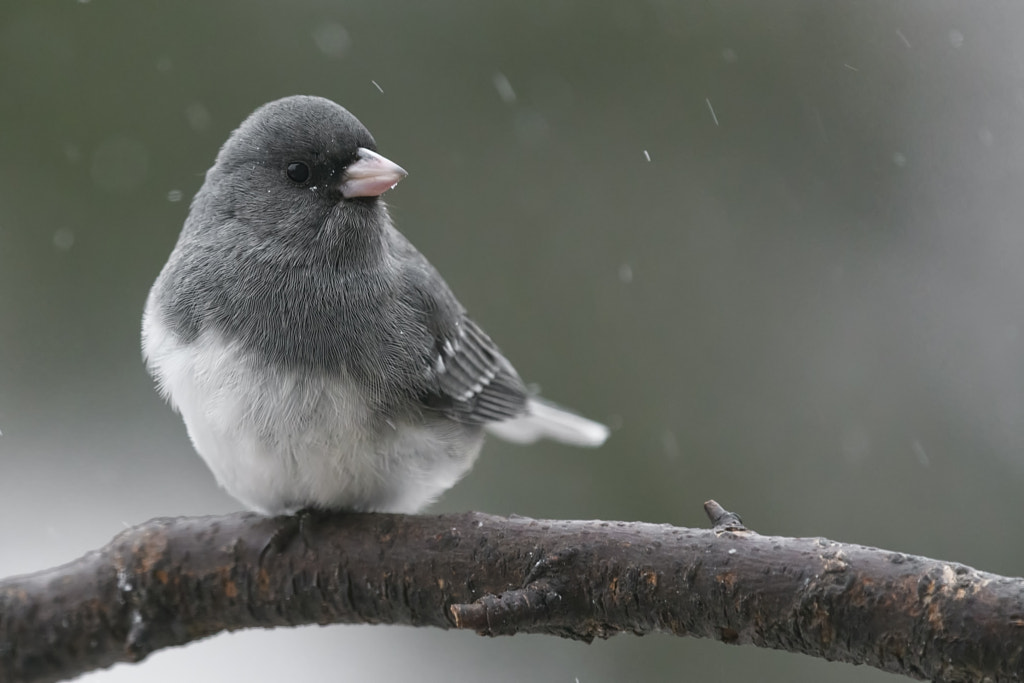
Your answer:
142,306 -> 481,514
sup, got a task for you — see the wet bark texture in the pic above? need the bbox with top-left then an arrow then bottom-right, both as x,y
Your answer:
1,502 -> 1022,683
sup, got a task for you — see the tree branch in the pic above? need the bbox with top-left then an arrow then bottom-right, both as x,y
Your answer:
1,502 -> 1022,683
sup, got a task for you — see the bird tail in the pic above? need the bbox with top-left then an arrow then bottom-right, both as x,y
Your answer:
485,397 -> 609,447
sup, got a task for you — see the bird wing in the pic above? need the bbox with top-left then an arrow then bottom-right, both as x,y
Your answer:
428,316 -> 529,423
388,227 -> 529,423
386,228 -> 606,444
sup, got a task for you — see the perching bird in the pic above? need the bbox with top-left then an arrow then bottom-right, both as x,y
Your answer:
142,95 -> 608,515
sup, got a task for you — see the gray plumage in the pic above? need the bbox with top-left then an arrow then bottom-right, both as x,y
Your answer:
143,95 -> 608,514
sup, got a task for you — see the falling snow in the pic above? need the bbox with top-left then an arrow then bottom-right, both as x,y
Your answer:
913,440 -> 931,467
493,72 -> 516,104
662,430 -> 679,459
53,228 -> 74,251
312,22 -> 351,58
706,98 -> 719,126
185,102 -> 211,132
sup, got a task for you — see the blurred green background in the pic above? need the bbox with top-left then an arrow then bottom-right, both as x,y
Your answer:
3,2 -> 1024,681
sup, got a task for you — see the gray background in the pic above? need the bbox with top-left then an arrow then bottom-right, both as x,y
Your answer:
2,2 -> 1023,681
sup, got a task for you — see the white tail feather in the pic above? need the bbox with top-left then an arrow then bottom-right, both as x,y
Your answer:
485,398 -> 609,447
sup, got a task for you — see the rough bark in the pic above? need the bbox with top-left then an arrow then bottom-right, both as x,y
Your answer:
0,502 -> 1022,683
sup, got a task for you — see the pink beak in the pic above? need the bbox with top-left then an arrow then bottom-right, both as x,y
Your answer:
340,148 -> 408,199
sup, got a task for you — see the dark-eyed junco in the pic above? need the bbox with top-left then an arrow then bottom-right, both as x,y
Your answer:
143,95 -> 608,514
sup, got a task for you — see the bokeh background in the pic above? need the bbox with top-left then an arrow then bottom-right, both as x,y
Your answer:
3,2 -> 1024,681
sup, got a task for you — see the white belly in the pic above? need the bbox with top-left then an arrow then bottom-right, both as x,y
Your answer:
142,311 -> 481,514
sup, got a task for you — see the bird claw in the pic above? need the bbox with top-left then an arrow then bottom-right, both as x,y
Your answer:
259,507 -> 325,564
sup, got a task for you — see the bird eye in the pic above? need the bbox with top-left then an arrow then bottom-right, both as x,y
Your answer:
286,162 -> 310,183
